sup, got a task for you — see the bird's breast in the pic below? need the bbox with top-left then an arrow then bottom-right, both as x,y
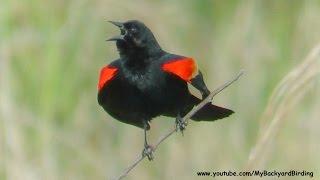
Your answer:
121,64 -> 165,92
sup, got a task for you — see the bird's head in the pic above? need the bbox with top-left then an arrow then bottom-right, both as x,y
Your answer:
107,20 -> 162,58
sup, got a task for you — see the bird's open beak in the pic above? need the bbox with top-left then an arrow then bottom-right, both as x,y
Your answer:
106,35 -> 125,41
108,21 -> 124,28
107,21 -> 125,41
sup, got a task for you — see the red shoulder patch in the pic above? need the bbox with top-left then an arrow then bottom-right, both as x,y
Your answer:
161,57 -> 197,82
98,66 -> 118,91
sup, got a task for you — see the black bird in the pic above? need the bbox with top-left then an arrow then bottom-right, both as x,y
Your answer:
98,20 -> 234,160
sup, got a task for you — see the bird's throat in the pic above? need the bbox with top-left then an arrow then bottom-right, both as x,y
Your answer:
117,40 -> 164,65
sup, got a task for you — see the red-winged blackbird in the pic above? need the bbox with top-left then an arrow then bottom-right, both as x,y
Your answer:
98,20 -> 234,160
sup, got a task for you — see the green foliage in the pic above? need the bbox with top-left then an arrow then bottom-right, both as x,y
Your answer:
1,0 -> 319,179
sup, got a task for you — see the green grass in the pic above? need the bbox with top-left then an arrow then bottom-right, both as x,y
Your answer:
1,0 -> 319,179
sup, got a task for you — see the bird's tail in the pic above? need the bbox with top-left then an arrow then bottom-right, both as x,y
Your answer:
189,95 -> 234,121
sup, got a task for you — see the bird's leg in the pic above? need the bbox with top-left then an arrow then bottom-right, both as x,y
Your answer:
141,121 -> 154,161
175,112 -> 187,135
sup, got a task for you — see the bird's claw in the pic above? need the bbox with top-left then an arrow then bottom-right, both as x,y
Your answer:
142,144 -> 154,161
175,116 -> 187,135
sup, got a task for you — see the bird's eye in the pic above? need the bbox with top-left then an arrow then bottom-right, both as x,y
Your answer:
130,28 -> 137,34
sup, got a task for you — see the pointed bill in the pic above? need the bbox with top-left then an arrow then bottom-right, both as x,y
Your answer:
108,21 -> 124,28
106,35 -> 125,41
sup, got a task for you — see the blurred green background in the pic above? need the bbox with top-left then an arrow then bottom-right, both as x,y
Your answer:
1,0 -> 319,179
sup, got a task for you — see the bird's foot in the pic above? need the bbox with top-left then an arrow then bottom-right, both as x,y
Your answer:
142,144 -> 154,161
175,115 -> 187,135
